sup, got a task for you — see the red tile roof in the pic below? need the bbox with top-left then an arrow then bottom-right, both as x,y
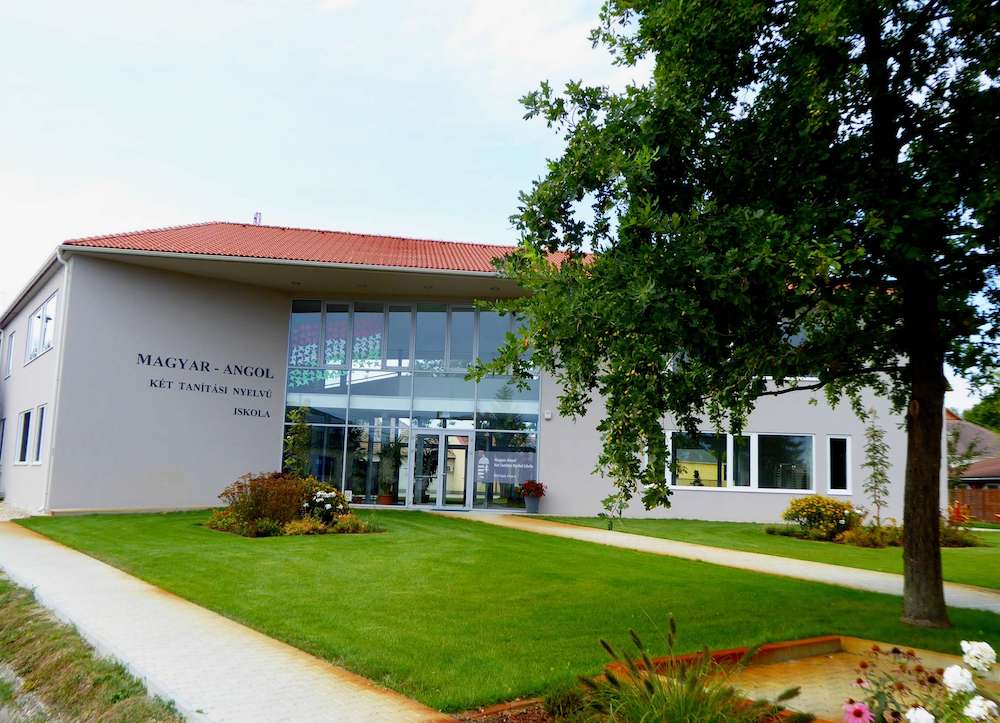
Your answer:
62,221 -> 517,273
964,457 -> 1000,480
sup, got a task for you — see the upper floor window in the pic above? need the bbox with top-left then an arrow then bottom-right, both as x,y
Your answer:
26,294 -> 57,362
3,331 -> 13,378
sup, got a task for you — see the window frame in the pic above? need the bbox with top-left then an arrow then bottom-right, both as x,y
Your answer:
14,409 -> 32,465
24,292 -> 58,365
665,430 -> 816,493
826,435 -> 852,495
32,404 -> 47,465
0,416 -> 6,463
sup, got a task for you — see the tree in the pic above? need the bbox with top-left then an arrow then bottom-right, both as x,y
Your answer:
476,0 -> 999,627
283,407 -> 313,478
964,379 -> 1000,431
862,410 -> 892,527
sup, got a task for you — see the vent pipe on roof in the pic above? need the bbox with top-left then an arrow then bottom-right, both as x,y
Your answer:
253,211 -> 262,226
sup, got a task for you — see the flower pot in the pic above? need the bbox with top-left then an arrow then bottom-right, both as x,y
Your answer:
525,496 -> 540,514
376,494 -> 395,505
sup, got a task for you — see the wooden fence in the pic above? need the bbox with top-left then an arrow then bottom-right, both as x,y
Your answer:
951,488 -> 1000,522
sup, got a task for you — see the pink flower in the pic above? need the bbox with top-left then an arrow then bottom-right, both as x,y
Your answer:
843,701 -> 875,723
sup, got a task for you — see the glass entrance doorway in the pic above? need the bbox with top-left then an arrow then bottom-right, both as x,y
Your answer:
410,431 -> 470,507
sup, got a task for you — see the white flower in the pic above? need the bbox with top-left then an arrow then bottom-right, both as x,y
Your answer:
324,503 -> 332,510
905,707 -> 935,723
943,665 -> 976,694
963,696 -> 998,721
302,502 -> 309,508
961,641 -> 997,673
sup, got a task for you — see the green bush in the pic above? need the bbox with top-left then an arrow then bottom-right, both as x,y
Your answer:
206,508 -> 239,534
781,495 -> 861,541
219,472 -> 312,530
302,481 -> 351,524
282,517 -> 328,536
332,513 -> 369,534
940,521 -> 982,548
837,524 -> 904,548
246,518 -> 283,538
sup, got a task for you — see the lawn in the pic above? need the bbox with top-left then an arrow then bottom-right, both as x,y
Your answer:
547,517 -> 1000,590
17,511 -> 1000,712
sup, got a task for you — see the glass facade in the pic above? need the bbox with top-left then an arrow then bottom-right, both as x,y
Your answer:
285,301 -> 539,507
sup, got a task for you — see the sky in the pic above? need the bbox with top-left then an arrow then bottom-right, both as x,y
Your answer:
0,0 -> 983,412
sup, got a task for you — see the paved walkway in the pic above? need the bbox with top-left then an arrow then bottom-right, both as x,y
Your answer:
0,522 -> 446,723
441,513 -> 1000,615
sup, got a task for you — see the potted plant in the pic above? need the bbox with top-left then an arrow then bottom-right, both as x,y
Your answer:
377,437 -> 405,505
519,480 -> 545,513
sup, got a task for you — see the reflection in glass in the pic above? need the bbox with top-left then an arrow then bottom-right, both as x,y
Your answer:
286,369 -> 347,424
412,433 -> 440,504
829,437 -> 848,490
733,435 -> 751,486
672,433 -> 727,487
449,308 -> 475,370
352,303 -> 384,369
346,426 -> 410,504
758,434 -> 813,489
347,371 -> 412,426
411,373 -> 475,428
303,426 -> 346,485
473,431 -> 536,508
414,304 -> 446,370
477,311 -> 509,364
476,377 -> 539,431
444,435 -> 470,506
325,303 -> 350,366
386,306 -> 412,368
289,300 -> 322,366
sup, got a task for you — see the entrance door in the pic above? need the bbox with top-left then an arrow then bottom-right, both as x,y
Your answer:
410,431 -> 470,507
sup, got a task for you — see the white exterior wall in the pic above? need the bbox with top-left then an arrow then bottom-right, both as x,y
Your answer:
47,256 -> 289,512
536,372 -> 929,523
0,267 -> 66,512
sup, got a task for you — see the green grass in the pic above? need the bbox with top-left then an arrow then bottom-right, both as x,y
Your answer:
17,511 -> 1000,712
546,517 -> 1000,590
970,520 -> 1000,530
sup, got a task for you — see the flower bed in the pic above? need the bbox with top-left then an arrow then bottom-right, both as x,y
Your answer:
206,472 -> 373,537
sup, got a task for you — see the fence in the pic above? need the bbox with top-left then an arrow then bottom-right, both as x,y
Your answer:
951,488 -> 1000,522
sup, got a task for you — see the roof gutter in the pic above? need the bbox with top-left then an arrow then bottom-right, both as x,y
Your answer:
0,251 -> 63,328
57,244 -> 508,279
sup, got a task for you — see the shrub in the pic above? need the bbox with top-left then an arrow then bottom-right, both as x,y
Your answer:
246,518 -> 283,538
205,508 -> 239,534
219,472 -> 311,529
303,482 -> 351,524
837,524 -> 904,548
332,513 -> 369,534
580,616 -> 805,722
282,517 -> 328,536
940,521 -> 982,548
781,495 -> 861,541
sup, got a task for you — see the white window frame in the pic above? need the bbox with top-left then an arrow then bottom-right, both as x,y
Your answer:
32,404 -> 47,465
826,435 -> 852,495
25,292 -> 58,364
3,331 -> 14,379
666,430 -> 815,493
14,409 -> 32,465
0,417 -> 6,464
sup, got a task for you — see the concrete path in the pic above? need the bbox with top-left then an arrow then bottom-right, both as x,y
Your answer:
0,522 -> 446,723
441,513 -> 1000,615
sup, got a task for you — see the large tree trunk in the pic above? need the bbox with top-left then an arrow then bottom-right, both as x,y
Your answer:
901,352 -> 949,627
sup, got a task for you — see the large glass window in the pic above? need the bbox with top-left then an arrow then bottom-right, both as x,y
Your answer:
346,426 -> 410,504
449,307 -> 475,370
324,303 -> 350,366
733,435 -> 751,486
476,376 -> 540,431
414,304 -> 447,370
411,373 -> 475,428
758,434 -> 813,490
289,300 -> 322,366
347,371 -> 412,426
385,306 -> 412,368
351,303 -> 384,369
286,369 -> 348,424
672,433 -> 727,487
478,311 -> 509,364
473,431 -> 537,508
306,426 -> 346,485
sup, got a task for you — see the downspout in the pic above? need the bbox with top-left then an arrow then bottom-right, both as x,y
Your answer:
41,248 -> 72,513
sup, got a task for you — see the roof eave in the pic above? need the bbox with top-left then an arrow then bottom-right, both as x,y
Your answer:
0,252 -> 62,329
58,244 -> 506,278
